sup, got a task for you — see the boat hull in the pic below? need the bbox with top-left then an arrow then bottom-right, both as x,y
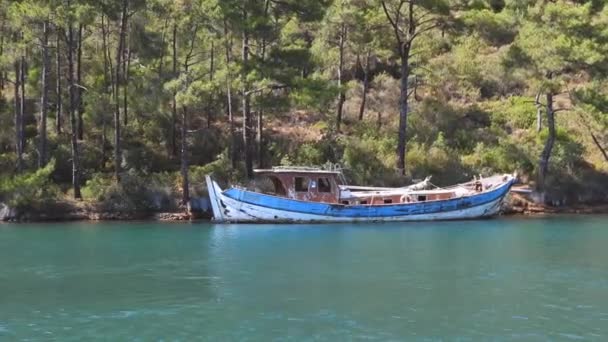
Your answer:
206,176 -> 515,223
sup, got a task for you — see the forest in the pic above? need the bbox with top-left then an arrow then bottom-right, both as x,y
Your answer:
0,0 -> 607,215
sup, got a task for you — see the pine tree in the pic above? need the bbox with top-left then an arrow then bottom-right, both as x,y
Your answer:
379,0 -> 451,175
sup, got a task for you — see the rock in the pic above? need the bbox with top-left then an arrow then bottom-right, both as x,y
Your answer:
0,203 -> 18,222
529,191 -> 545,205
155,212 -> 191,221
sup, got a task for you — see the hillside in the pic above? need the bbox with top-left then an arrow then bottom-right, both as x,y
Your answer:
1,0 -> 607,217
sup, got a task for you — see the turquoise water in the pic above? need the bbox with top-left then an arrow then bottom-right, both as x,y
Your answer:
0,216 -> 607,340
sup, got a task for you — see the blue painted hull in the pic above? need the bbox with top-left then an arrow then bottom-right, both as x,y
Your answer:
206,175 -> 516,223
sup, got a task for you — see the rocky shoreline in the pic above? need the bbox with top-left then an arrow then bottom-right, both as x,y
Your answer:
0,202 -> 209,223
504,203 -> 608,216
2,190 -> 607,223
502,193 -> 608,216
2,203 -> 607,223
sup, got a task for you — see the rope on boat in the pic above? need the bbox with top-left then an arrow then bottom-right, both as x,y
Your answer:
428,182 -> 442,190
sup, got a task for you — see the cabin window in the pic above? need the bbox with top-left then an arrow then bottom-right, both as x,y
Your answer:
318,178 -> 332,193
360,200 -> 368,205
417,195 -> 427,202
384,199 -> 393,204
295,177 -> 309,192
342,200 -> 350,205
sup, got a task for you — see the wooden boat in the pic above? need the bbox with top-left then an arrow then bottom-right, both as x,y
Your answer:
205,167 -> 516,223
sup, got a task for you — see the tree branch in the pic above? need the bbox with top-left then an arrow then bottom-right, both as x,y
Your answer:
381,0 -> 403,47
415,17 -> 438,29
415,8 -> 433,25
408,23 -> 440,43
244,83 -> 288,96
552,108 -> 571,113
591,132 -> 608,163
575,109 -> 608,163
395,0 -> 406,30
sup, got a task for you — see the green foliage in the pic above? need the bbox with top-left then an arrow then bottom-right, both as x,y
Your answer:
508,1 -> 608,81
406,136 -> 471,185
290,143 -> 326,166
122,136 -> 174,173
290,76 -> 339,112
573,81 -> 608,122
82,172 -> 177,212
485,96 -> 537,130
0,154 -> 16,177
1,0 -> 608,210
462,140 -> 535,176
340,134 -> 402,186
189,152 -> 243,194
0,159 -> 59,209
80,174 -> 113,203
461,9 -> 517,46
279,137 -> 341,167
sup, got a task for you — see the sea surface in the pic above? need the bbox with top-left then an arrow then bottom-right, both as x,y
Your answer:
0,216 -> 607,341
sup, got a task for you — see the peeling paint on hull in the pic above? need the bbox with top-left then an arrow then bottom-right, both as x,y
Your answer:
206,176 -> 514,223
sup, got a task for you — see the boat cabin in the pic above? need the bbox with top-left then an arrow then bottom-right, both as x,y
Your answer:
253,167 -> 491,205
254,168 -> 343,204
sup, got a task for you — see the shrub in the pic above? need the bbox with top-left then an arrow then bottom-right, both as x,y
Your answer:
407,136 -> 471,185
0,160 -> 60,210
0,153 -> 16,177
82,171 -> 177,212
122,139 -> 174,173
462,140 -> 535,177
485,96 -> 537,130
189,153 -> 244,195
279,137 -> 342,168
340,135 -> 404,186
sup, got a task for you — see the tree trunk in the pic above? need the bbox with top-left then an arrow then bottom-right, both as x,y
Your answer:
397,49 -> 410,175
171,22 -> 178,158
537,91 -> 555,194
76,24 -> 84,140
336,23 -> 346,132
39,20 -> 50,168
14,60 -> 23,172
223,19 -> 237,168
67,22 -> 82,199
242,11 -> 253,179
210,40 -> 215,82
256,0 -> 270,169
55,26 -> 63,135
535,92 -> 542,133
101,116 -> 107,169
158,18 -> 168,79
179,24 -> 200,208
577,112 -> 608,163
101,14 -> 111,169
207,40 -> 214,128
591,132 -> 608,163
380,0 -> 417,175
0,19 -> 5,93
19,54 -> 26,161
358,50 -> 371,121
114,0 -> 128,182
123,31 -> 130,126
101,15 -> 114,96
256,110 -> 263,168
181,106 -> 190,206
55,26 -> 62,134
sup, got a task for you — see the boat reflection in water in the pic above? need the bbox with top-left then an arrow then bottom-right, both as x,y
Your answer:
206,166 -> 516,223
